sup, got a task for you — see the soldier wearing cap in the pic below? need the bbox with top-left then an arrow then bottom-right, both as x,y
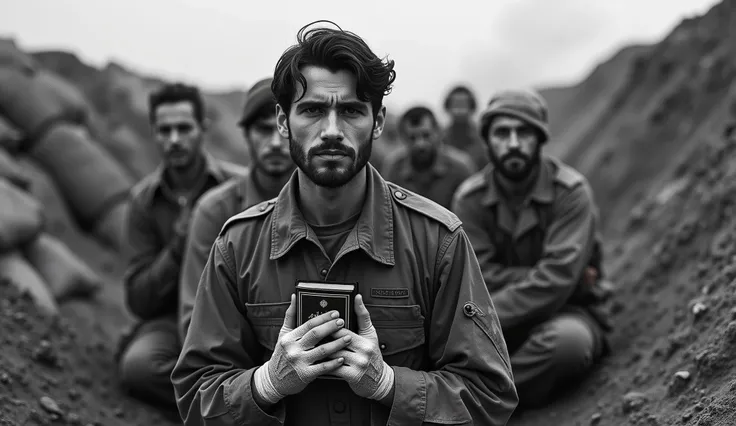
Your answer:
178,77 -> 295,341
172,22 -> 517,425
452,89 -> 612,408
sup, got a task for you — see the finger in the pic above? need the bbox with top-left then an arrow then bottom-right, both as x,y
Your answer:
329,327 -> 356,341
305,334 -> 353,363
292,309 -> 340,340
280,294 -> 297,336
305,356 -> 344,379
299,316 -> 345,348
354,294 -> 374,333
327,349 -> 362,367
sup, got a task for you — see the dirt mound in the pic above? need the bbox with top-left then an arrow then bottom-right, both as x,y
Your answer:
509,1 -> 736,425
1,1 -> 735,424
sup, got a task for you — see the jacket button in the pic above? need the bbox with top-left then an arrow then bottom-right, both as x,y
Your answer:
380,343 -> 387,351
333,400 -> 346,413
259,204 -> 266,211
463,303 -> 475,317
320,268 -> 328,277
394,190 -> 406,200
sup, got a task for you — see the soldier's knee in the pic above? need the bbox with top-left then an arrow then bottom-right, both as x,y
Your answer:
118,344 -> 157,391
545,315 -> 596,371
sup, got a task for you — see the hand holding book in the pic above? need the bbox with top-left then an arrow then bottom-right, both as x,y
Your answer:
327,294 -> 396,404
252,294 -> 353,405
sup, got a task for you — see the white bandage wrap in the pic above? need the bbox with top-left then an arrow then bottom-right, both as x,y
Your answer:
253,362 -> 285,405
367,362 -> 394,401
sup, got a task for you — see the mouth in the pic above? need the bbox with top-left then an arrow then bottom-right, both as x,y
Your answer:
315,149 -> 349,160
504,158 -> 526,171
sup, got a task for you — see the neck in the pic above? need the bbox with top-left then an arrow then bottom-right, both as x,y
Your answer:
494,164 -> 540,200
253,167 -> 291,199
297,168 -> 367,225
166,153 -> 205,190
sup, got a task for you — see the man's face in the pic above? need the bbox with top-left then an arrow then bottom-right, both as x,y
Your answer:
402,115 -> 440,170
277,66 -> 385,188
487,115 -> 541,181
245,113 -> 294,177
152,101 -> 204,170
447,92 -> 473,121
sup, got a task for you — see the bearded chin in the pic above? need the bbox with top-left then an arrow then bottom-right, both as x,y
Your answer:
289,131 -> 373,189
490,148 -> 540,182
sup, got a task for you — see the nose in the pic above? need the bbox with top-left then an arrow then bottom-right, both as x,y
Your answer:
270,130 -> 287,150
320,110 -> 344,141
507,130 -> 520,150
168,129 -> 182,144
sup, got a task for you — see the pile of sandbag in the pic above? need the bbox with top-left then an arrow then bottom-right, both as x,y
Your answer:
0,38 -> 135,251
0,167 -> 101,317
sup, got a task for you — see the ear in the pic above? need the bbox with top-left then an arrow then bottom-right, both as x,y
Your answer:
276,104 -> 290,138
372,105 -> 386,140
200,117 -> 211,132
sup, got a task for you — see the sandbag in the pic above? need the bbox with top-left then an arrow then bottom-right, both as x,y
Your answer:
0,38 -> 36,74
30,123 -> 134,227
15,156 -> 77,236
0,178 -> 44,252
107,124 -> 160,179
0,147 -> 30,190
23,233 -> 102,301
0,67 -> 85,141
0,250 -> 59,317
0,115 -> 21,152
93,199 -> 131,254
35,69 -> 91,126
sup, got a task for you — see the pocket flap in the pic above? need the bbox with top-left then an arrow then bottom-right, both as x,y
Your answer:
365,304 -> 425,356
245,301 -> 290,351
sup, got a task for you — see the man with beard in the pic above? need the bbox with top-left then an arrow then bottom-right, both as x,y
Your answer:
118,83 -> 246,412
382,106 -> 475,210
172,22 -> 517,425
443,85 -> 490,171
178,77 -> 295,341
452,89 -> 611,409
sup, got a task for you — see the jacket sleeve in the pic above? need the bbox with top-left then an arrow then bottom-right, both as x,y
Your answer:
452,194 -> 531,291
178,197 -> 228,341
387,228 -> 518,426
491,184 -> 597,331
123,194 -> 181,320
171,237 -> 286,426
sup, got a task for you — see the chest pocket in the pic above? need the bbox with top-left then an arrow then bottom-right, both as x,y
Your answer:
488,203 -> 553,266
365,304 -> 426,369
244,301 -> 289,359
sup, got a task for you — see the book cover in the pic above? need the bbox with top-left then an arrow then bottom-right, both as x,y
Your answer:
295,281 -> 359,333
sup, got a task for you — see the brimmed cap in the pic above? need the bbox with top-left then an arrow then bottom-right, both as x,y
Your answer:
238,77 -> 275,128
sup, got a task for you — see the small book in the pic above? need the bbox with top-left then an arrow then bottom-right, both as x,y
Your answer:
295,281 -> 359,333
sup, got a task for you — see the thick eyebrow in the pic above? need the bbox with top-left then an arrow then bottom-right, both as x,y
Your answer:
295,99 -> 369,113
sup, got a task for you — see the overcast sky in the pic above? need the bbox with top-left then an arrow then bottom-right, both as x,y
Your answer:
0,0 -> 720,112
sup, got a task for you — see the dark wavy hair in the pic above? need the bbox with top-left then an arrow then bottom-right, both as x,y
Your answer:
443,85 -> 477,113
272,21 -> 396,118
148,82 -> 205,124
399,106 -> 438,138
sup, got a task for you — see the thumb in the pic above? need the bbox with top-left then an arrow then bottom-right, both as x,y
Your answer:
354,294 -> 373,333
280,294 -> 296,336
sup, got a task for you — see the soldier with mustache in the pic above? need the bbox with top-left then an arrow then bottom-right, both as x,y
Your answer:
452,89 -> 612,409
118,83 -> 246,414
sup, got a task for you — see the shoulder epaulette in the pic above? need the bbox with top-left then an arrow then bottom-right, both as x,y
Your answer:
453,170 -> 488,200
387,183 -> 461,232
553,161 -> 585,189
219,198 -> 276,237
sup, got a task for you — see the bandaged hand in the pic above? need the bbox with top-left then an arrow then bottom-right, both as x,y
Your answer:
253,294 -> 352,404
330,294 -> 395,401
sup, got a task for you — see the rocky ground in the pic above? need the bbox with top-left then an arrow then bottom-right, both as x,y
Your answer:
2,1 -> 736,425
